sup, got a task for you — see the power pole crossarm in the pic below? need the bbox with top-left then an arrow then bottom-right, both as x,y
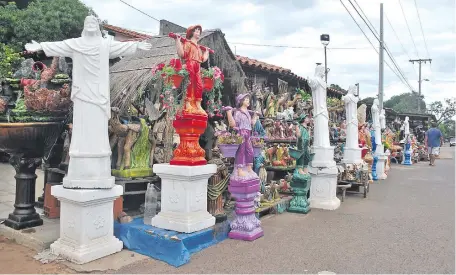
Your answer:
409,59 -> 432,112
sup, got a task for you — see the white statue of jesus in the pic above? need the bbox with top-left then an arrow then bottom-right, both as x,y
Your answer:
380,109 -> 386,129
371,98 -> 382,150
404,116 -> 410,135
342,85 -> 359,149
25,16 -> 152,189
308,65 -> 330,148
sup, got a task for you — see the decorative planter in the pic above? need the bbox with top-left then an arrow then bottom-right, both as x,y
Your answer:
253,146 -> 263,157
0,122 -> 62,230
203,77 -> 214,91
218,144 -> 239,158
289,147 -> 304,159
165,74 -> 184,88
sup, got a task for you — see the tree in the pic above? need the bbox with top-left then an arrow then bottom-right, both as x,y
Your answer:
0,43 -> 23,79
329,84 -> 347,94
383,92 -> 426,113
428,98 -> 456,123
358,96 -> 376,106
0,0 -> 92,51
438,119 -> 455,138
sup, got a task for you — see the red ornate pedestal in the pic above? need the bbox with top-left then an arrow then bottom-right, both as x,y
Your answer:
170,113 -> 207,166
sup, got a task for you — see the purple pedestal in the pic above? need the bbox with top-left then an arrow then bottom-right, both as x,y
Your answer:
228,175 -> 264,241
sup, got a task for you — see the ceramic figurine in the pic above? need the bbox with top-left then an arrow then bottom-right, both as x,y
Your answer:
288,113 -> 312,214
308,66 -> 331,149
264,93 -> 276,118
225,93 -> 264,241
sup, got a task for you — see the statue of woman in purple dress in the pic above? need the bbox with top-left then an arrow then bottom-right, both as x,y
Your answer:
224,94 -> 256,178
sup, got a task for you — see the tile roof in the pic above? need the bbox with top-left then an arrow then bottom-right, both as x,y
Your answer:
236,55 -> 306,81
103,24 -> 152,40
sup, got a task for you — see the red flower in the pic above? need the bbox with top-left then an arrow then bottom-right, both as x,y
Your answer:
221,74 -> 225,82
169,59 -> 182,71
157,63 -> 165,70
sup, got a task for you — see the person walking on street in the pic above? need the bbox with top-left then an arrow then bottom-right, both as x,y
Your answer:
425,122 -> 444,166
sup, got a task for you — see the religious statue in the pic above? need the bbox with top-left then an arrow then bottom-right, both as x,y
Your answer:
371,98 -> 382,153
342,85 -> 359,150
25,15 -> 152,188
308,65 -> 330,148
288,113 -> 312,214
264,93 -> 276,118
295,114 -> 312,175
404,116 -> 410,136
172,25 -> 210,115
225,93 -> 264,241
380,109 -> 386,129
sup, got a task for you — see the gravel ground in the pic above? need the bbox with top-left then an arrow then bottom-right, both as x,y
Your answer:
114,146 -> 455,274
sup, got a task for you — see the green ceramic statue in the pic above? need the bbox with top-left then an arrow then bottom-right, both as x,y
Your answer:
288,113 -> 312,214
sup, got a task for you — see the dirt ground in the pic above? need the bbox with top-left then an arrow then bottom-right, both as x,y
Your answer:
0,236 -> 74,274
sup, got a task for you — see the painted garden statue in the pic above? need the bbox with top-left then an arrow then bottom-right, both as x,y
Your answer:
168,25 -> 214,166
288,114 -> 312,214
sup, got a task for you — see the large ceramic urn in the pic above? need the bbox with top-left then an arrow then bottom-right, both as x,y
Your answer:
0,122 -> 61,229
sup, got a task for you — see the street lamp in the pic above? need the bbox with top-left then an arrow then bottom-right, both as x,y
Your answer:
320,34 -> 330,83
355,83 -> 360,97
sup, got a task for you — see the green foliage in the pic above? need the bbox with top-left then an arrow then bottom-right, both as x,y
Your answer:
0,43 -> 23,79
428,98 -> 456,123
383,92 -> 426,113
438,120 -> 455,138
359,97 -> 375,106
0,0 -> 91,50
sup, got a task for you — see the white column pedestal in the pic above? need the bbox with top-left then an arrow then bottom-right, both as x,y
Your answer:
311,146 -> 337,168
152,164 -> 216,233
342,147 -> 363,164
309,166 -> 340,210
50,185 -> 123,264
376,153 -> 388,180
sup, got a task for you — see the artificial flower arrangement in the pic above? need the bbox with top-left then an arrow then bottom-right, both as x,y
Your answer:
203,66 -> 225,118
151,59 -> 189,88
217,130 -> 243,145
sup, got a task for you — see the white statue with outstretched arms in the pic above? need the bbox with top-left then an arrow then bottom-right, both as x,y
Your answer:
25,16 -> 152,188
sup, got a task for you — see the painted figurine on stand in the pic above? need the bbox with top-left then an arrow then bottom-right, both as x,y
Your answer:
288,114 -> 312,214
224,94 -> 264,241
169,25 -> 213,166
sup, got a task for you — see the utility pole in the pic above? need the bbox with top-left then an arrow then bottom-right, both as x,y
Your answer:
409,58 -> 432,112
378,3 -> 384,110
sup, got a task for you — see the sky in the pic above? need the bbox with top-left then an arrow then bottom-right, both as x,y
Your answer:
82,0 -> 455,105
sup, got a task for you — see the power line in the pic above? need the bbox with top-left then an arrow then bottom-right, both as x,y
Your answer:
352,0 -> 379,37
398,0 -> 420,57
119,0 -> 160,22
413,0 -> 431,59
228,42 -> 371,50
340,0 -> 413,92
346,0 -> 414,91
385,13 -> 418,77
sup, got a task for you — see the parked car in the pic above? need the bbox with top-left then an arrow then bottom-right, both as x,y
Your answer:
450,137 -> 455,147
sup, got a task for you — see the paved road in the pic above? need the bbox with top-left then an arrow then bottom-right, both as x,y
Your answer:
115,146 -> 455,274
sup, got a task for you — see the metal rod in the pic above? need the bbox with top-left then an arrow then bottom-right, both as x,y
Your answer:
379,3 -> 384,110
324,45 -> 328,83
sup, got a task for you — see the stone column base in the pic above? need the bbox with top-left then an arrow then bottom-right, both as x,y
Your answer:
50,185 -> 123,264
151,164 -> 216,233
376,153 -> 388,180
342,147 -> 363,164
309,166 -> 340,210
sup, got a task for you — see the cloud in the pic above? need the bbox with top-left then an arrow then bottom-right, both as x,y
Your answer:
82,0 -> 456,104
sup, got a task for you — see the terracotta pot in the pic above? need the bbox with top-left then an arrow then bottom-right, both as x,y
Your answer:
203,77 -> 214,91
165,74 -> 184,88
218,144 -> 239,158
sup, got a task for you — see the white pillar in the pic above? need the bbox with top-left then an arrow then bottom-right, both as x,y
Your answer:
152,164 -> 216,233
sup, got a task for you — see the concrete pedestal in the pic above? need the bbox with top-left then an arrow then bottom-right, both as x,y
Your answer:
50,185 -> 123,264
342,147 -> 363,164
311,146 -> 337,168
376,153 -> 388,180
309,166 -> 340,210
151,164 -> 216,233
